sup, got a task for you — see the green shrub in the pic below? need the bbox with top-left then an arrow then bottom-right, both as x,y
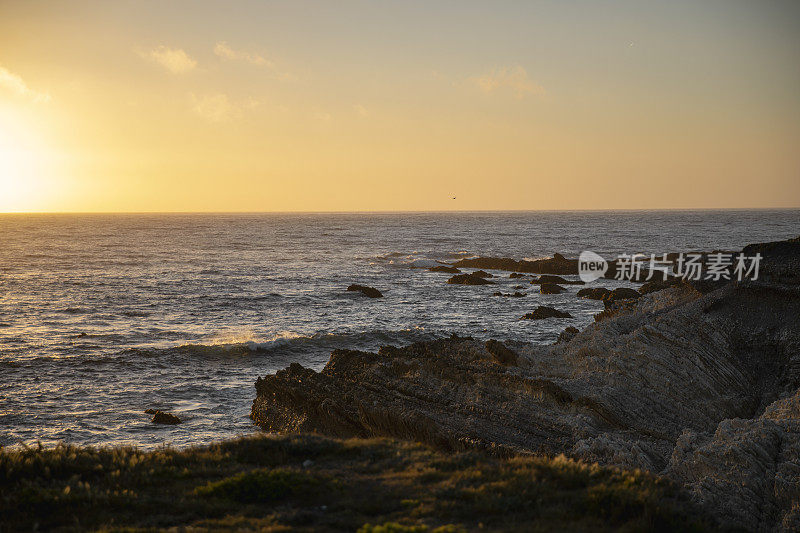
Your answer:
194,467 -> 323,503
358,523 -> 464,533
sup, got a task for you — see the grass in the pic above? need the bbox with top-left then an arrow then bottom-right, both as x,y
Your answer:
0,434 -> 718,532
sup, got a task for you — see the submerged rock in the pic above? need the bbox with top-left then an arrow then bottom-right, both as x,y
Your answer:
509,272 -> 529,279
347,284 -> 383,298
447,273 -> 494,285
428,265 -> 461,274
540,283 -> 566,294
492,291 -> 527,297
521,306 -> 572,319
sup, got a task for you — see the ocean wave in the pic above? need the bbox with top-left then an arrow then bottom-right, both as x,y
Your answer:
127,328 -> 439,361
372,250 -> 474,268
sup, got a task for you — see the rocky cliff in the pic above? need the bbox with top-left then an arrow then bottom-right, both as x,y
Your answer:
252,237 -> 800,531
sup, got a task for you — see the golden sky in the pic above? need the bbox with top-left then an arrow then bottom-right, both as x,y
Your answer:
1,0 -> 799,212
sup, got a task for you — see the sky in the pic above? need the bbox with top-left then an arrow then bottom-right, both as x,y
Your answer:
0,0 -> 799,212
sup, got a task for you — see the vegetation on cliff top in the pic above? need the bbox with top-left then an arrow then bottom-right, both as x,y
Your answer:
1,434 -> 716,532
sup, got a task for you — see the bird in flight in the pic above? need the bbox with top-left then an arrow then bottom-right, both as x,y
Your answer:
452,196 -> 456,200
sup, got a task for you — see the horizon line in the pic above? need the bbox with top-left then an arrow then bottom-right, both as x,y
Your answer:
1,206 -> 800,216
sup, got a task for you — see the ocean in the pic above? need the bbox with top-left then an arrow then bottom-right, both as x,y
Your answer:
1,209 -> 798,449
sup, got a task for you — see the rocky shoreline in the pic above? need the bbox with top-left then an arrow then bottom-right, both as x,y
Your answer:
253,237 -> 800,532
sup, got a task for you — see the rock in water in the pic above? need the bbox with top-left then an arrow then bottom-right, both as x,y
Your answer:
540,283 -> 566,294
602,287 -> 640,303
347,284 -> 383,298
252,237 -> 800,531
150,411 -> 181,424
520,306 -> 572,319
532,274 -> 568,284
576,287 -> 611,300
471,270 -> 494,278
428,265 -> 461,273
446,273 -> 494,285
452,254 -> 579,275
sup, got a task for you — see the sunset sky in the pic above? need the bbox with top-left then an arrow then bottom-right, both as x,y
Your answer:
1,0 -> 799,212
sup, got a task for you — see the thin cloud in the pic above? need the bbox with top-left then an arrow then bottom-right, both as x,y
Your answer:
470,66 -> 545,99
139,45 -> 197,74
189,93 -> 239,122
353,104 -> 368,117
214,41 -> 269,66
0,66 -> 51,103
214,41 -> 295,81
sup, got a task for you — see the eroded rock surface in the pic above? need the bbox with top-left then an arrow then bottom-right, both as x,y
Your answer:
253,237 -> 800,531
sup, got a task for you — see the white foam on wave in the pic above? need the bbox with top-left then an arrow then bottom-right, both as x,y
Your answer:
201,329 -> 305,352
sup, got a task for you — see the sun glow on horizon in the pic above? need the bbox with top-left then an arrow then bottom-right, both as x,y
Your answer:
1,0 -> 799,213
0,105 -> 65,212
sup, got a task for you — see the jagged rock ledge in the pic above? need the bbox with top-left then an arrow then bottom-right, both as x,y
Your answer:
252,238 -> 800,531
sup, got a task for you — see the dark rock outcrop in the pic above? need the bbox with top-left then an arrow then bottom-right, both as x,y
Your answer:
428,265 -> 461,274
471,270 -> 494,278
577,287 -> 611,300
602,287 -> 640,303
509,272 -> 529,279
594,299 -> 638,322
540,283 -> 566,294
453,254 -> 578,275
485,339 -> 519,366
252,237 -> 800,531
533,274 -> 568,284
639,278 -> 681,295
149,410 -> 181,425
447,273 -> 494,285
556,326 -> 580,344
347,284 -> 383,298
521,306 -> 572,320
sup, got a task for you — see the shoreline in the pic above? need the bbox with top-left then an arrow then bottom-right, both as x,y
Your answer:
250,237 -> 800,531
3,236 -> 799,531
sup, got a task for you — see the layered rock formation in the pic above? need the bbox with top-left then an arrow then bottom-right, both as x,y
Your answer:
252,238 -> 800,531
